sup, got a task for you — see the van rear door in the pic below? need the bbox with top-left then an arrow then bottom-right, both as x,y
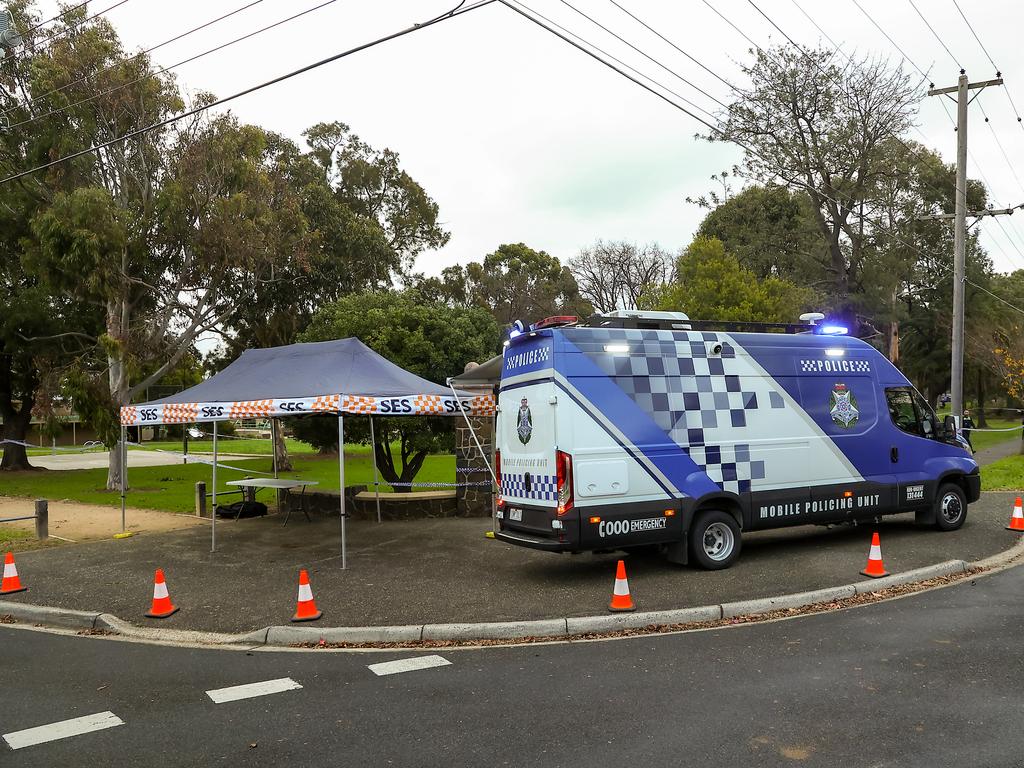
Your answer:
498,381 -> 558,533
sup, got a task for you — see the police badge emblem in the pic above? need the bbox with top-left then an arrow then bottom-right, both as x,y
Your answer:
517,397 -> 533,445
829,383 -> 859,428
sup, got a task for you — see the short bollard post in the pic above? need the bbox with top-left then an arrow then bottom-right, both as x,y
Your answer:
34,499 -> 48,540
195,481 -> 207,517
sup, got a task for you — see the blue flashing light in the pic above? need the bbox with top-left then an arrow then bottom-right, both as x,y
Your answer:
818,324 -> 849,336
508,320 -> 526,340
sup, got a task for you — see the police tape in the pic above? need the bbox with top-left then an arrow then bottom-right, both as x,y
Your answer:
969,425 -> 1024,432
0,439 -> 106,452
382,481 -> 493,488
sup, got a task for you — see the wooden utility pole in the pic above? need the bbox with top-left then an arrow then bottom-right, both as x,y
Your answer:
927,71 -> 1005,428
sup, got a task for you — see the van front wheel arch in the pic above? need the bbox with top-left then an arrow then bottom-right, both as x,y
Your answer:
689,510 -> 742,570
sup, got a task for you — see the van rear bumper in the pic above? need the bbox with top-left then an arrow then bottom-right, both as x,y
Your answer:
494,530 -> 574,552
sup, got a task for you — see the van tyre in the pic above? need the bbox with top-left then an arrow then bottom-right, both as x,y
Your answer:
934,483 -> 967,531
690,510 -> 742,570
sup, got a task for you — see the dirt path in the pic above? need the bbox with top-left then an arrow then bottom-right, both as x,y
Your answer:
0,497 -> 204,542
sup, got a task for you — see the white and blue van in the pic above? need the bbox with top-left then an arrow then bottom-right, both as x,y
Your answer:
494,312 -> 980,569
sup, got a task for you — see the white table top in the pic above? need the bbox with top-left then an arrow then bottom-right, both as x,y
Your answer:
225,479 -> 319,489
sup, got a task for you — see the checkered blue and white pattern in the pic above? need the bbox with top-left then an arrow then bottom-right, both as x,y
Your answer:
501,472 -> 557,501
562,328 -> 789,495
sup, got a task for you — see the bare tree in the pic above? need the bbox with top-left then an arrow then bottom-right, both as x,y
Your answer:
569,240 -> 676,313
707,45 -> 919,322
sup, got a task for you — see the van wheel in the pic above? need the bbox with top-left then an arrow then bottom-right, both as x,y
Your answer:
934,483 -> 967,531
689,510 -> 742,570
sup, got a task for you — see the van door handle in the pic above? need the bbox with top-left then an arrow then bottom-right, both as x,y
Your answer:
890,447 -> 899,463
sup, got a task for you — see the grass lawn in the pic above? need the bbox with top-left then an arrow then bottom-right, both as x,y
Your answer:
981,454 -> 1024,492
24,437 -> 318,457
0,526 -> 61,553
0,450 -> 457,515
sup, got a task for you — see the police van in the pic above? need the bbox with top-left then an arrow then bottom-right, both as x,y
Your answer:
494,312 -> 980,569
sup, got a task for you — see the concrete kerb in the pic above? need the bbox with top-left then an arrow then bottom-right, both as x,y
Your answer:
3,543 -> 1022,647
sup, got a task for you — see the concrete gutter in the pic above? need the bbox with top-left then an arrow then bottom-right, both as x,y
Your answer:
3,541 -> 1022,648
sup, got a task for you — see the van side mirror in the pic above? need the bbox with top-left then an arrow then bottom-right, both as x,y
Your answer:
943,415 -> 957,439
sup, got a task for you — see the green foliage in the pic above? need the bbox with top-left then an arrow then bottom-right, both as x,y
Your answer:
647,236 -> 812,322
420,242 -> 593,326
292,291 -> 501,488
696,184 -> 822,282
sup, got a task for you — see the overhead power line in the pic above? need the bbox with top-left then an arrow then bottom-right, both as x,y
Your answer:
13,0 -> 132,59
0,0 -> 497,185
604,0 -> 737,92
22,1 -> 90,37
3,0 -> 265,119
906,0 -> 960,71
506,0 -> 719,120
951,0 -> 997,73
555,0 -> 728,109
6,0 -> 337,133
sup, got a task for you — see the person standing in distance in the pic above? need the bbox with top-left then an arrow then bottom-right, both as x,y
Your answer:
961,409 -> 976,453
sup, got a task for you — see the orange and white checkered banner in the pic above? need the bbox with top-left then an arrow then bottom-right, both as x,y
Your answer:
120,392 -> 496,425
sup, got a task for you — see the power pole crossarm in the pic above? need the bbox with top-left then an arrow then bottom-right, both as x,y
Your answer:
917,205 -> 1022,221
927,77 -> 1003,97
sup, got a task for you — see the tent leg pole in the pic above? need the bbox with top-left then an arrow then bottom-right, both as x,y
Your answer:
120,426 -> 127,535
271,418 -> 280,511
447,381 -> 499,533
369,416 -> 382,524
212,421 -> 218,553
338,415 -> 346,570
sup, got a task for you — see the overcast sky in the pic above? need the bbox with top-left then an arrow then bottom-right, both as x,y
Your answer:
33,0 -> 1024,276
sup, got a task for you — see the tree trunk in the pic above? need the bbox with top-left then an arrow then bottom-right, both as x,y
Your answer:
272,419 -> 292,472
0,406 -> 36,471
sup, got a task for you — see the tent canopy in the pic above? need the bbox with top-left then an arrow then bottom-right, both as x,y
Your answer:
121,338 -> 494,426
449,354 -> 502,388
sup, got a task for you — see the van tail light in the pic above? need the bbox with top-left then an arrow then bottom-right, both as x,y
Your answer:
494,450 -> 503,508
556,450 -> 573,515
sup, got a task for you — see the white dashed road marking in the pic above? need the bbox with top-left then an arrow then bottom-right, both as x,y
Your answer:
368,655 -> 452,676
3,711 -> 125,750
206,677 -> 303,704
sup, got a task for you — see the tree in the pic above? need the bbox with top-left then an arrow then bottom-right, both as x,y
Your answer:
0,0 -> 108,470
694,184 -> 824,281
303,121 -> 449,279
292,291 -> 500,491
707,45 -> 918,323
568,240 -> 675,313
646,236 -> 812,322
422,243 -> 593,326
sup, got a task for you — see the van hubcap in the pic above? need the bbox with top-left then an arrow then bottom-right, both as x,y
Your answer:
703,522 -> 735,561
941,493 -> 963,524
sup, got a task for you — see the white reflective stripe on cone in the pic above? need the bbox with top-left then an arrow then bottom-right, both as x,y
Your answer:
297,583 -> 313,602
868,544 -> 882,559
153,581 -> 169,599
613,578 -> 630,596
3,563 -> 15,578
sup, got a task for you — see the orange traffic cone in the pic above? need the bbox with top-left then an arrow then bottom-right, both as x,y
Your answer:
291,569 -> 322,622
608,559 -> 635,612
1,551 -> 27,595
1006,497 -> 1024,532
860,532 -> 889,578
145,568 -> 179,618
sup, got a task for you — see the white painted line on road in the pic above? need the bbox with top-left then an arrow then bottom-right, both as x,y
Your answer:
3,711 -> 124,750
206,677 -> 303,704
368,655 -> 452,676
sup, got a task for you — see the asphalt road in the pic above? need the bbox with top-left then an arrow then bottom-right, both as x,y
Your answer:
5,492 -> 1019,632
3,562 -> 1023,767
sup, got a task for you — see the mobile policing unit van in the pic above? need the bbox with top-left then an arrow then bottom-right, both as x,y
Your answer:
494,312 -> 980,569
